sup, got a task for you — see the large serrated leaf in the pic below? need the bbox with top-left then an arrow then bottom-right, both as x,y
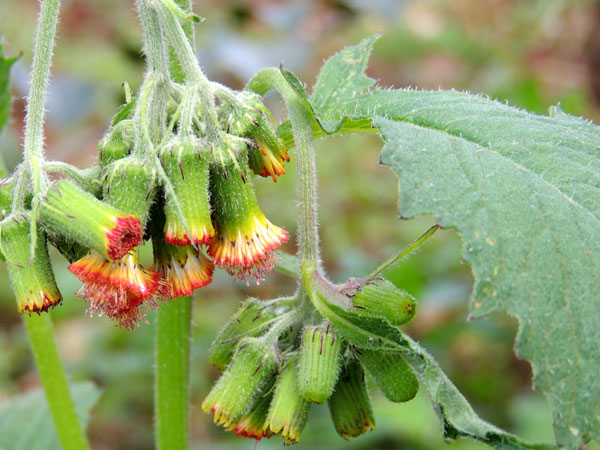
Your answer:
306,274 -> 553,450
309,35 -> 600,449
0,382 -> 101,450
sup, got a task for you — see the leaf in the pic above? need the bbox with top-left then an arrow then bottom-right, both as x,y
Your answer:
0,382 -> 101,450
273,250 -> 299,278
306,274 -> 554,450
309,35 -> 600,449
0,45 -> 18,135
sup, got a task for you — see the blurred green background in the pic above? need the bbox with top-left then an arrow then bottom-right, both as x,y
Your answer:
1,0 -> 599,449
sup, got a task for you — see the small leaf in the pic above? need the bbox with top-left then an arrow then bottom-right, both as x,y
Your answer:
273,250 -> 299,278
0,382 -> 101,450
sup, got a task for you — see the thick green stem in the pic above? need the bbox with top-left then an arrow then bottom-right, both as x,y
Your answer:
24,314 -> 90,450
154,297 -> 192,450
150,2 -> 194,449
247,69 -> 320,278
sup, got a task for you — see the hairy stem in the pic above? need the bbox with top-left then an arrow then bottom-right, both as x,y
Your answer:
18,0 -> 61,260
25,314 -> 90,450
149,1 -> 194,449
246,68 -> 320,278
154,297 -> 192,450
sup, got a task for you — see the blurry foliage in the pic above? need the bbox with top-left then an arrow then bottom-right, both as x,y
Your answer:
1,0 -> 599,448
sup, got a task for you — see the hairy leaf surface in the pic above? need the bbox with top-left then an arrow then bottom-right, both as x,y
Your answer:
308,36 -> 600,449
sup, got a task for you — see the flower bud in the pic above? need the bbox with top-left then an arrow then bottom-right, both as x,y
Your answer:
69,249 -> 161,328
152,243 -> 213,299
202,338 -> 278,428
328,360 -> 375,440
266,356 -> 312,445
356,348 -> 418,403
160,138 -> 214,246
246,112 -> 289,182
0,177 -> 13,220
102,156 -> 157,226
0,216 -> 62,313
298,324 -> 343,404
208,159 -> 289,282
228,393 -> 273,441
98,119 -> 133,166
40,179 -> 142,260
209,299 -> 277,370
351,278 -> 416,326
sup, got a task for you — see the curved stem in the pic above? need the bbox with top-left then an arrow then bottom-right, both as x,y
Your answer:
247,68 -> 320,279
154,297 -> 192,450
25,314 -> 90,450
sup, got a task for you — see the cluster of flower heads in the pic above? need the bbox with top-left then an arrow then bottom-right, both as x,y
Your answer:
0,92 -> 291,328
202,291 -> 419,445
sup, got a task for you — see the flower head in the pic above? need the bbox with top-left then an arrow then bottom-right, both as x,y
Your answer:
1,216 -> 62,313
152,243 -> 213,299
228,394 -> 273,441
160,138 -> 214,246
69,249 -> 161,328
266,356 -> 311,445
328,360 -> 375,440
208,163 -> 289,282
202,338 -> 277,428
40,179 -> 142,260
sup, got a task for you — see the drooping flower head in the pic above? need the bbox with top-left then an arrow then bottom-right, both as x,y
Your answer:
221,92 -> 290,183
266,355 -> 312,445
208,158 -> 289,282
152,243 -> 213,299
69,249 -> 161,329
40,179 -> 142,260
228,394 -> 273,441
328,360 -> 375,440
202,338 -> 278,429
160,137 -> 214,246
1,216 -> 62,313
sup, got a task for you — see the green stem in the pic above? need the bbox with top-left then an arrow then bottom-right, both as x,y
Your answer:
366,224 -> 439,282
154,297 -> 192,450
24,314 -> 90,450
150,2 -> 194,449
247,68 -> 320,279
18,0 -> 61,261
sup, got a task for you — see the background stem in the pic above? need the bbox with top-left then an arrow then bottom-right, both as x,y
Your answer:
25,314 -> 90,450
154,297 -> 192,450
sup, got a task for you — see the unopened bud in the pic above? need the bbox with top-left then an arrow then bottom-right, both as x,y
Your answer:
209,299 -> 277,369
328,360 -> 375,440
351,278 -> 416,326
356,348 -> 418,402
202,338 -> 278,428
40,179 -> 141,260
98,119 -> 133,166
0,216 -> 62,313
298,324 -> 343,404
160,138 -> 214,246
267,356 -> 311,445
